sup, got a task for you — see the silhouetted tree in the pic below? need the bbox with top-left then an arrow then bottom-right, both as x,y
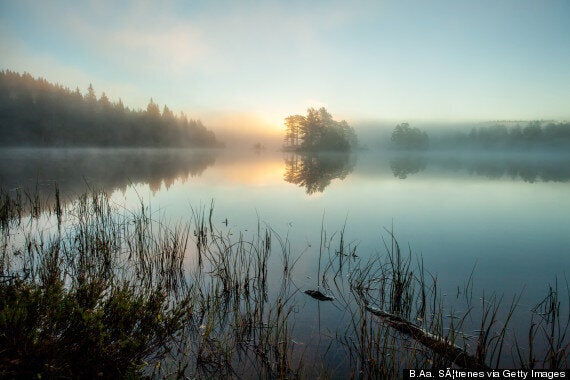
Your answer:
284,115 -> 304,148
146,98 -> 160,118
99,92 -> 111,109
162,105 -> 174,120
72,87 -> 83,101
283,107 -> 357,152
85,84 -> 97,104
115,98 -> 125,112
391,123 -> 429,150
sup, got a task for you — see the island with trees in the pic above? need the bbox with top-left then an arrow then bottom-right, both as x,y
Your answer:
390,122 -> 429,150
283,107 -> 358,152
0,70 -> 222,148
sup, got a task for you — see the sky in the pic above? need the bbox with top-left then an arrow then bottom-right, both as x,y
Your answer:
1,0 -> 569,139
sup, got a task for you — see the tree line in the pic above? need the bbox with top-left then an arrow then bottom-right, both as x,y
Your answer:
283,107 -> 358,152
0,70 -> 222,148
445,121 -> 570,149
390,121 -> 570,151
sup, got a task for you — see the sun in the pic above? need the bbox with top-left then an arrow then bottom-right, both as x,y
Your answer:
254,110 -> 287,136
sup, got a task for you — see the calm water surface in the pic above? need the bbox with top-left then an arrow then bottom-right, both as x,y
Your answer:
2,148 -> 569,302
2,148 -> 569,369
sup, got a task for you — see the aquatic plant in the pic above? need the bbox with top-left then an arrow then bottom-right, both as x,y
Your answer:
0,186 -> 567,378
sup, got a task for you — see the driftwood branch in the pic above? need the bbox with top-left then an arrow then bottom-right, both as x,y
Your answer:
365,304 -> 490,370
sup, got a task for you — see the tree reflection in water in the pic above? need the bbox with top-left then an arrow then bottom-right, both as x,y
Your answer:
284,153 -> 356,194
389,156 -> 427,179
0,148 -> 218,203
388,153 -> 570,182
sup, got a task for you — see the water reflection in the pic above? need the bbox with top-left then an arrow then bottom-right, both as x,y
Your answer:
0,148 -> 218,200
388,153 -> 570,182
284,153 -> 356,194
389,156 -> 427,179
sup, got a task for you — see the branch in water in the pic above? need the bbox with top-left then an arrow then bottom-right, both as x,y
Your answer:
365,304 -> 490,370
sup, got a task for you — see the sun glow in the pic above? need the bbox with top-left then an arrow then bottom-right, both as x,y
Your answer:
207,153 -> 285,186
198,110 -> 286,149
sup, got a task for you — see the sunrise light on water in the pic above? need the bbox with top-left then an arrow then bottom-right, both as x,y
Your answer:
1,1 -> 569,378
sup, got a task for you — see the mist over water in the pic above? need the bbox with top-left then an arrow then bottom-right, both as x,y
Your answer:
2,147 -> 568,298
2,0 -> 570,372
1,144 -> 569,374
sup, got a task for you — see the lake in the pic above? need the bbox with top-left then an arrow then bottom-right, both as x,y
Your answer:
1,147 -> 569,373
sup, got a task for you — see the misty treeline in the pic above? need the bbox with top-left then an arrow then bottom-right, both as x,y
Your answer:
283,107 -> 358,152
0,70 -> 222,147
391,121 -> 570,151
438,121 -> 570,149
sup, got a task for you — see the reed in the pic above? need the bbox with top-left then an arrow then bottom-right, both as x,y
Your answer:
515,278 -> 570,369
0,186 -> 567,378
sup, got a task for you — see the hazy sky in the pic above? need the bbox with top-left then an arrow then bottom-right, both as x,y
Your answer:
1,0 -> 569,133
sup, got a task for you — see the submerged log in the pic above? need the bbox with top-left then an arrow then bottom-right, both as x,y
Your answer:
365,304 -> 490,370
304,289 -> 334,301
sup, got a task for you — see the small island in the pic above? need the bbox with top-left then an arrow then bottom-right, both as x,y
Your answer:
283,107 -> 358,152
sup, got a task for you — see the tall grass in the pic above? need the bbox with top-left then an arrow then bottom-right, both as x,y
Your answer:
1,188 -> 303,378
0,186 -> 568,378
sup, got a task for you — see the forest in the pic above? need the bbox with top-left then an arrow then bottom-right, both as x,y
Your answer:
0,70 -> 222,148
437,121 -> 570,149
390,121 -> 570,151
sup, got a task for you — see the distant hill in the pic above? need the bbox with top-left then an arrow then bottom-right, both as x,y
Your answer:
0,70 -> 223,148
